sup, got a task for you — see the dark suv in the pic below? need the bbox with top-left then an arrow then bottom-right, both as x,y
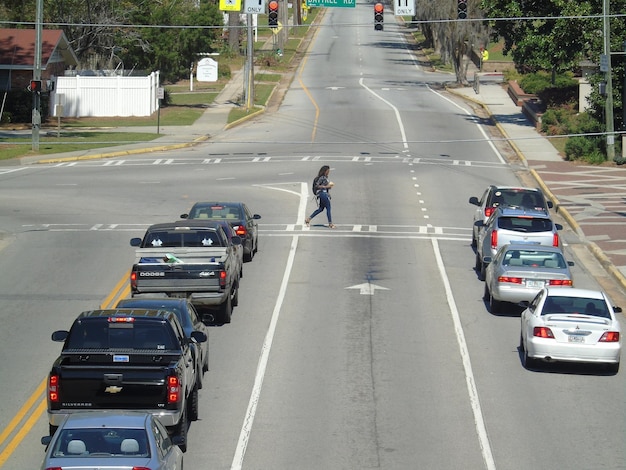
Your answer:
181,202 -> 261,262
469,185 -> 553,247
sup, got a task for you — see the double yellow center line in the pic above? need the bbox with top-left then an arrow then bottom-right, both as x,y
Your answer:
0,270 -> 130,467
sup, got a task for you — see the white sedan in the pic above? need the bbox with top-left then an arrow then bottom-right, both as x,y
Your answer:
519,287 -> 622,373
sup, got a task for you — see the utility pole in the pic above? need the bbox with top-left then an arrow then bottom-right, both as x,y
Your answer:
32,0 -> 43,151
244,15 -> 255,110
602,0 -> 615,160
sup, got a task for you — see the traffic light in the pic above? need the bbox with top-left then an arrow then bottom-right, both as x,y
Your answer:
30,80 -> 42,92
457,0 -> 467,19
268,0 -> 278,28
374,3 -> 383,31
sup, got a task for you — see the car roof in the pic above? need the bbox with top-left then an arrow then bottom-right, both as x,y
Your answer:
489,185 -> 542,192
494,206 -> 551,218
146,220 -> 223,231
76,308 -> 175,322
190,202 -> 244,209
544,287 -> 606,300
61,411 -> 151,429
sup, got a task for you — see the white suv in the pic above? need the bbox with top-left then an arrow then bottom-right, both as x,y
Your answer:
475,207 -> 562,280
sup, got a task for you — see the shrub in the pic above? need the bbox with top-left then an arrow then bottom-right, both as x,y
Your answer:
519,71 -> 577,95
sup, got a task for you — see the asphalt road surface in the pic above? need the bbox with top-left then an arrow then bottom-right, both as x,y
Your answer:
0,7 -> 624,470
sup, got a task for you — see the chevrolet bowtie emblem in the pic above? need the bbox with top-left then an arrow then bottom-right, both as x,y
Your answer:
105,386 -> 123,394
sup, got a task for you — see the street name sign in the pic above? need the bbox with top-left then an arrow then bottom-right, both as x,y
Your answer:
306,0 -> 355,8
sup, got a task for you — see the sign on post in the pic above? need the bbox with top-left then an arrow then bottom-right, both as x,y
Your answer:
219,0 -> 242,11
393,0 -> 414,16
197,58 -> 218,82
244,0 -> 265,14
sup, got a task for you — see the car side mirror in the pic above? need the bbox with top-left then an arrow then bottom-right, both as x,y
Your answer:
253,214 -> 261,220
483,256 -> 492,264
555,223 -> 563,230
52,330 -> 69,342
130,237 -> 142,247
469,196 -> 480,206
41,435 -> 53,446
474,220 -> 484,227
613,306 -> 622,313
180,213 -> 189,219
567,261 -> 575,266
547,201 -> 554,208
191,331 -> 207,343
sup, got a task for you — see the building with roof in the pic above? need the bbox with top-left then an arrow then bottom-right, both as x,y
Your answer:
0,28 -> 78,91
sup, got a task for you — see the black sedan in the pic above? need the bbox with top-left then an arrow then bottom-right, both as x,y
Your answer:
181,201 -> 261,261
115,297 -> 210,387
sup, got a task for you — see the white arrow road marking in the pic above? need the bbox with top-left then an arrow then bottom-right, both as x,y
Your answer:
345,283 -> 389,295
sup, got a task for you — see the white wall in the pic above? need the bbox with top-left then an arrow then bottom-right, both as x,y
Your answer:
50,72 -> 160,118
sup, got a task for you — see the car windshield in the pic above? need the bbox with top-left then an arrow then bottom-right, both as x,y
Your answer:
503,250 -> 566,268
497,216 -> 552,233
488,189 -> 545,211
542,296 -> 610,318
51,428 -> 149,457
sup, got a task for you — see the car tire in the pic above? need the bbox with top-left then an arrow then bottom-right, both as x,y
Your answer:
243,245 -> 253,262
220,292 -> 232,324
202,349 -> 209,373
475,252 -> 482,276
489,294 -> 502,314
520,334 -> 537,369
196,362 -> 203,390
232,281 -> 239,308
175,409 -> 188,453
479,261 -> 487,282
187,384 -> 199,422
483,283 -> 490,301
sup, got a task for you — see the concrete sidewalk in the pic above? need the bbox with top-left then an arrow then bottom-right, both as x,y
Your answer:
449,83 -> 626,297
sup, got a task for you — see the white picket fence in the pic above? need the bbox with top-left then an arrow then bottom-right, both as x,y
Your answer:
50,71 -> 160,118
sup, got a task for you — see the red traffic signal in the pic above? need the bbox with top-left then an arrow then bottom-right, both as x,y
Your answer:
374,2 -> 383,30
268,0 -> 279,28
30,80 -> 42,92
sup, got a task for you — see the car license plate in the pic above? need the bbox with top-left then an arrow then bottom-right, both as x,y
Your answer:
525,280 -> 544,288
568,335 -> 585,343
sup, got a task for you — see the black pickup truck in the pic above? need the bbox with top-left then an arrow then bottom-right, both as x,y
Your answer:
47,309 -> 207,452
130,221 -> 242,323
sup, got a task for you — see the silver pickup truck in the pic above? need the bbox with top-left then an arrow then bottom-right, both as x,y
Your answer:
130,221 -> 242,323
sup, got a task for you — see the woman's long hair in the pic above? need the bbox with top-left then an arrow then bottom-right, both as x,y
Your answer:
317,165 -> 330,177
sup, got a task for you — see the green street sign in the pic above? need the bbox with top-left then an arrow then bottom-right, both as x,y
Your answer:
306,0 -> 355,8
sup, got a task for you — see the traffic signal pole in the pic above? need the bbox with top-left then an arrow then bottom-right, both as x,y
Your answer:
32,0 -> 43,151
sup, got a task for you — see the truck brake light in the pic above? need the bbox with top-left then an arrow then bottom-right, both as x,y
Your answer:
130,271 -> 137,288
48,375 -> 60,403
167,375 -> 180,403
219,270 -> 227,289
108,317 -> 135,323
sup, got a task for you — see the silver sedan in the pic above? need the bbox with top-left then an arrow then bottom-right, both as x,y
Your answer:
519,287 -> 622,373
41,411 -> 184,470
483,244 -> 574,314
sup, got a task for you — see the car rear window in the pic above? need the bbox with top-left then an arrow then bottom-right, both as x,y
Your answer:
488,189 -> 545,211
66,320 -> 176,350
189,205 -> 242,220
542,296 -> 610,318
503,249 -> 566,268
52,428 -> 150,457
497,217 -> 552,233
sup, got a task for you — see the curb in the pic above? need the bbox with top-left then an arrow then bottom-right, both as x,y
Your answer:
447,86 -> 626,294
